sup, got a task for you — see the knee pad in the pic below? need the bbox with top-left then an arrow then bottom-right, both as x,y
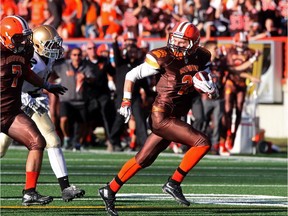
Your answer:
31,113 -> 61,148
44,131 -> 61,148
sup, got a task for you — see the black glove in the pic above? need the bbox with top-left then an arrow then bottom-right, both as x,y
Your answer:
43,82 -> 68,96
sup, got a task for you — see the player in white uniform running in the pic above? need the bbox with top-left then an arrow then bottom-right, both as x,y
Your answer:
0,25 -> 85,202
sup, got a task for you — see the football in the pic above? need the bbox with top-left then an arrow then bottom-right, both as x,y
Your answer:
193,71 -> 210,93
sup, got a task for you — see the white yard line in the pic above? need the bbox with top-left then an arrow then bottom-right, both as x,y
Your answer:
1,183 -> 287,188
1,193 -> 287,208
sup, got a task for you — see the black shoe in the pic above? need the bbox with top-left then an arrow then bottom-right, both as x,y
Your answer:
62,185 -> 85,202
162,178 -> 190,206
22,190 -> 53,206
98,184 -> 118,216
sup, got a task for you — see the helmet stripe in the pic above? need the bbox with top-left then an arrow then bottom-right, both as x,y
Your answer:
177,22 -> 190,34
7,15 -> 29,32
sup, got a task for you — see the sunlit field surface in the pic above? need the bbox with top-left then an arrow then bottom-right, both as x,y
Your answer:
1,148 -> 287,216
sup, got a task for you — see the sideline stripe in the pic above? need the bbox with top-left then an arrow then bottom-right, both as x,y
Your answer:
0,183 -> 287,188
2,164 -> 286,171
1,194 -> 287,208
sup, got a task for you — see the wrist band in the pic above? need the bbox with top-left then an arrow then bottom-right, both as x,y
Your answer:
123,91 -> 132,99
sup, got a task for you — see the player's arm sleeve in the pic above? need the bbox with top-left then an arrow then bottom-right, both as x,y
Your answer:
23,67 -> 45,88
125,54 -> 160,83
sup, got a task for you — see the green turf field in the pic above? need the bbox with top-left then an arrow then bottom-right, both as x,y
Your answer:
1,147 -> 287,216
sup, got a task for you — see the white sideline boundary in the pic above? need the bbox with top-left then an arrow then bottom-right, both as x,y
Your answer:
1,193 -> 287,208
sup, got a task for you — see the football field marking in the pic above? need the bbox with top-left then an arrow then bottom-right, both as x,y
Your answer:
1,193 -> 287,208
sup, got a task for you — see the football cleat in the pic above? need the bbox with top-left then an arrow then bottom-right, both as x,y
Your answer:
63,138 -> 72,150
224,136 -> 233,151
62,185 -> 85,202
162,178 -> 190,206
99,184 -> 118,216
219,142 -> 230,156
22,189 -> 53,206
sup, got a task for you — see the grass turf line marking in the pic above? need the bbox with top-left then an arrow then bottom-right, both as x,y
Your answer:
1,194 -> 287,208
1,183 -> 287,188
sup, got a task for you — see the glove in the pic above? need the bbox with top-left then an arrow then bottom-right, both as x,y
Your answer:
193,73 -> 219,99
21,93 -> 49,116
43,82 -> 67,96
108,80 -> 116,91
21,92 -> 40,113
249,50 -> 261,63
35,96 -> 49,113
119,98 -> 132,123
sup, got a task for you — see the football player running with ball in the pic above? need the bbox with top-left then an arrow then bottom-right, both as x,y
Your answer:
99,21 -> 218,216
0,24 -> 85,202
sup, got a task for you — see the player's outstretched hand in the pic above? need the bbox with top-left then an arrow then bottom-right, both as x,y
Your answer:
43,82 -> 68,96
119,99 -> 131,123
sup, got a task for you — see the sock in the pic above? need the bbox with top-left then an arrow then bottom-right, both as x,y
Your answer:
129,141 -> 136,149
227,130 -> 232,137
58,176 -> 70,191
25,171 -> 39,190
171,146 -> 210,183
109,157 -> 142,193
47,148 -> 68,178
129,129 -> 136,149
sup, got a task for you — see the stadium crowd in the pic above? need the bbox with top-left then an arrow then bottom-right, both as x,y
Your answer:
0,0 -> 287,40
0,0 -> 287,156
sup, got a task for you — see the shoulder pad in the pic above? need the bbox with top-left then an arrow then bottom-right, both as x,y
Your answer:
146,47 -> 174,68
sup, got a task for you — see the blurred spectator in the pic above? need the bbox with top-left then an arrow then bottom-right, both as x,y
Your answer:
278,0 -> 288,36
201,40 -> 226,155
109,34 -> 151,151
85,0 -> 100,38
58,0 -> 77,39
243,0 -> 261,37
0,0 -> 18,19
28,0 -> 48,28
250,18 -> 281,40
98,0 -> 122,38
51,47 -> 96,150
122,0 -> 142,37
139,3 -> 171,38
83,41 -> 116,147
47,0 -> 64,29
17,0 -> 30,21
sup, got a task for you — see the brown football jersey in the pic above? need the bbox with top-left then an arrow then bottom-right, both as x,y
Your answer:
226,46 -> 255,87
148,46 -> 211,117
0,44 -> 34,131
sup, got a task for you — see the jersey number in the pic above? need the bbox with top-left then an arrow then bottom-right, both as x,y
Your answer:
11,65 -> 22,87
178,75 -> 193,95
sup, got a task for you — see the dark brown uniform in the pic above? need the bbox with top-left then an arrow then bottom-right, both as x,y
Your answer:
0,44 -> 45,150
223,46 -> 255,139
135,46 -> 212,167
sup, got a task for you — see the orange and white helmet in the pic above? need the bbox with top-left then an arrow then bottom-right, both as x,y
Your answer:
0,15 -> 33,53
167,21 -> 200,58
233,32 -> 249,52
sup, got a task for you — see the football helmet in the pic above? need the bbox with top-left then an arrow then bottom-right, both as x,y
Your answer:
167,21 -> 200,58
233,32 -> 249,52
0,15 -> 33,53
33,25 -> 64,59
